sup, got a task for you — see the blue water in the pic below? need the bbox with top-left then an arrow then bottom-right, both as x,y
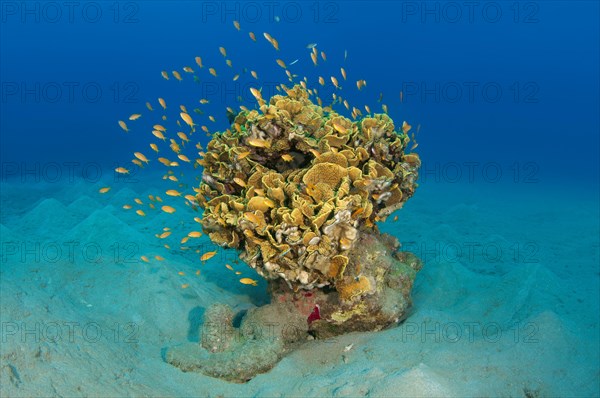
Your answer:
1,1 -> 598,396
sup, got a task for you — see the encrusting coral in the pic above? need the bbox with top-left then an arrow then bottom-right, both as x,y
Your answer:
167,84 -> 423,382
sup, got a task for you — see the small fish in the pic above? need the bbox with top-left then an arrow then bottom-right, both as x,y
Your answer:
134,198 -> 143,205
201,251 -> 217,261
155,255 -> 165,261
393,215 -> 399,222
239,278 -> 258,286
134,152 -> 149,163
180,112 -> 196,130
382,104 -> 388,114
158,98 -> 167,110
129,114 -> 142,121
172,71 -> 183,81
306,43 -> 317,49
166,189 -> 181,196
188,231 -> 202,238
177,132 -> 189,142
276,59 -> 286,69
233,74 -> 240,81
209,68 -> 217,77
152,131 -> 166,141
331,76 -> 339,89
183,66 -> 194,73
115,167 -> 129,174
122,204 -> 132,210
251,70 -> 258,79
310,52 -> 318,66
145,102 -> 154,111
289,59 -> 299,65
268,34 -> 280,50
400,91 -> 404,103
136,209 -> 146,217
178,154 -> 191,163
233,20 -> 240,31
140,255 -> 150,263
281,153 -> 293,162
249,87 -> 262,101
161,71 -> 169,80
402,121 -> 412,134
344,49 -> 348,60
118,120 -> 129,132
219,46 -> 227,57
161,205 -> 176,214
320,51 -> 327,61
247,138 -> 271,148
208,115 -> 215,122
226,264 -> 234,271
237,151 -> 251,160
351,207 -> 365,218
199,99 -> 209,104
195,56 -> 203,68
99,187 -> 111,194
159,231 -> 171,239
181,284 -> 189,289
340,68 -> 347,80
249,32 -> 256,41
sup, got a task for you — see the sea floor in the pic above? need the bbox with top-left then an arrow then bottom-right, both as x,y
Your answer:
1,176 -> 598,397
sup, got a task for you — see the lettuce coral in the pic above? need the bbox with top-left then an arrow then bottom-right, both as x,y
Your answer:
197,84 -> 421,298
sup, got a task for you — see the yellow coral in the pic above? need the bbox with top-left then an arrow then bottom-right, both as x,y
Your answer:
197,84 -> 420,291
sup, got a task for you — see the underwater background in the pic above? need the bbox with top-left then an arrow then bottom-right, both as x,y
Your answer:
1,1 -> 599,396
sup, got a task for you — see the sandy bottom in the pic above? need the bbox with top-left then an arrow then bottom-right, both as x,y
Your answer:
1,177 -> 598,397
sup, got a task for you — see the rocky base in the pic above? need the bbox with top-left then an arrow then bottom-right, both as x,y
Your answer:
165,231 -> 422,382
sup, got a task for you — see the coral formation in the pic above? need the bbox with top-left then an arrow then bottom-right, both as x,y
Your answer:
197,84 -> 421,297
166,234 -> 422,381
167,84 -> 423,382
167,302 -> 308,383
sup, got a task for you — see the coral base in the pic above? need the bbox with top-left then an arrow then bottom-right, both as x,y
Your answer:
166,231 -> 422,382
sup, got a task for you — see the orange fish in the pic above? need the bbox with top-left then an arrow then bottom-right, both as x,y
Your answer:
200,251 -> 217,261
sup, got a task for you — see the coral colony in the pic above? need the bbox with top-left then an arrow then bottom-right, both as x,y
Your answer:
166,85 -> 423,382
116,24 -> 422,382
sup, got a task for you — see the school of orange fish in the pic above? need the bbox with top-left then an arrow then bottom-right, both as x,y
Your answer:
103,21 -> 419,289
